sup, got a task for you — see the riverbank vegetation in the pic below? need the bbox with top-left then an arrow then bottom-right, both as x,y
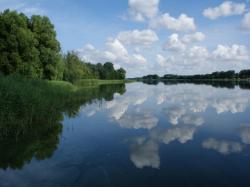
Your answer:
0,75 -> 126,169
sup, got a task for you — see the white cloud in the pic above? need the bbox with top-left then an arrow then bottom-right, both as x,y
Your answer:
128,0 -> 160,22
212,44 -> 249,61
150,13 -> 196,32
188,46 -> 209,59
203,1 -> 246,20
84,43 -> 95,51
76,39 -> 249,77
132,54 -> 148,65
21,7 -> 45,15
164,33 -> 186,52
156,54 -> 172,68
76,44 -> 106,63
202,138 -> 243,154
164,32 -> 206,53
182,32 -> 206,43
105,38 -> 130,63
241,12 -> 250,30
117,29 -> 159,45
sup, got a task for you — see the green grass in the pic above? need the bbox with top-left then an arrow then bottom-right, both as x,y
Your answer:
74,79 -> 134,87
0,75 -> 127,137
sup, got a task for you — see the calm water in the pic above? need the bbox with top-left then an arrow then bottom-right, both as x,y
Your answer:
1,82 -> 250,187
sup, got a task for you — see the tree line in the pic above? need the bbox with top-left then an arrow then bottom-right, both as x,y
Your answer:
0,10 -> 126,82
140,70 -> 250,80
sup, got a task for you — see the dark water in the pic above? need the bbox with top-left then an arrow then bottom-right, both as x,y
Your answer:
1,82 -> 250,187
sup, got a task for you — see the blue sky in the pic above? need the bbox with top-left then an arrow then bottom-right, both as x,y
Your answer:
1,0 -> 250,77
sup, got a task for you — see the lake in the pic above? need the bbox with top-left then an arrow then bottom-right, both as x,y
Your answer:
1,82 -> 250,187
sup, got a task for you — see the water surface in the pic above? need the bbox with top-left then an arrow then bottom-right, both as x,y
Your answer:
1,82 -> 250,187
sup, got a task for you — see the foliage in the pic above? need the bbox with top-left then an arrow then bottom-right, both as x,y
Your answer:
0,10 -> 127,81
239,70 -> 250,79
139,70 -> 250,81
142,74 -> 160,80
63,52 -> 127,82
0,10 -> 63,79
63,52 -> 92,82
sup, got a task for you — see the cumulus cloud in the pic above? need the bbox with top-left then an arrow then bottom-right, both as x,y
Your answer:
132,54 -> 148,65
164,32 -> 206,53
182,32 -> 206,43
241,12 -> 250,31
76,0 -> 249,77
202,138 -> 243,154
212,44 -> 249,61
156,54 -> 173,68
105,38 -> 130,63
76,44 -> 108,63
150,13 -> 196,32
128,0 -> 160,22
203,1 -> 246,20
187,46 -> 209,59
164,33 -> 186,52
117,29 -> 159,45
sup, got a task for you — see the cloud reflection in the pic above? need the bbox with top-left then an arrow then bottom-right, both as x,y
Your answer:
239,126 -> 250,144
202,138 -> 243,155
118,109 -> 158,129
130,137 -> 160,169
130,126 -> 196,169
78,83 -> 250,168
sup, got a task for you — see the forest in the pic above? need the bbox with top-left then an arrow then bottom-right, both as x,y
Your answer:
0,9 -> 126,82
140,70 -> 250,81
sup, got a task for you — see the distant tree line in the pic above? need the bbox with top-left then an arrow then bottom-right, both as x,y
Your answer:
140,70 -> 250,80
141,78 -> 250,89
0,10 -> 126,82
63,52 -> 126,82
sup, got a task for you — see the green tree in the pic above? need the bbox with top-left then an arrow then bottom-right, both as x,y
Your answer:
117,68 -> 126,79
0,10 -> 41,78
63,52 -> 91,82
30,15 -> 63,80
103,62 -> 115,79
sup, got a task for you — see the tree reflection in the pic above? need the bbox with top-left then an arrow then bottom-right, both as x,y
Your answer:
142,79 -> 250,89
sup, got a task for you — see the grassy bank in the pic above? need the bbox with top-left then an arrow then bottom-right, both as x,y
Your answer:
0,75 -> 126,136
74,79 -> 134,87
0,75 -> 127,169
